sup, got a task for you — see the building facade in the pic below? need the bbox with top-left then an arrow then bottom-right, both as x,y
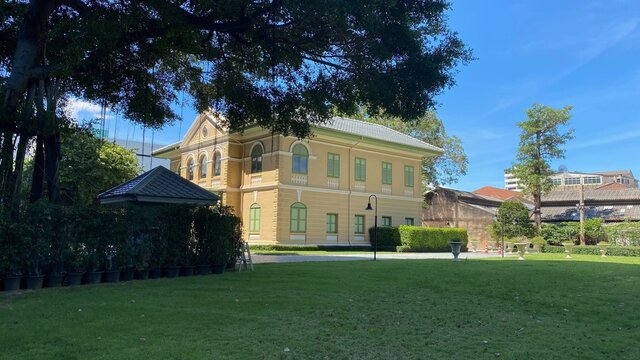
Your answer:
153,112 -> 441,245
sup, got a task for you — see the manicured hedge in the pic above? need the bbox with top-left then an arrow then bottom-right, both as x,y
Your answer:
542,245 -> 640,257
368,226 -> 401,247
397,226 -> 468,252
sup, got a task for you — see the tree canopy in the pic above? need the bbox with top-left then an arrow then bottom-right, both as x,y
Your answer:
489,201 -> 535,240
510,103 -> 574,228
0,0 -> 472,209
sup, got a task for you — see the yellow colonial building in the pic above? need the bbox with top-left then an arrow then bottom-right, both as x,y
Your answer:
152,112 -> 442,245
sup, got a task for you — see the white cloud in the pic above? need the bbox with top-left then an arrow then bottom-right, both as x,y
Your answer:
65,98 -> 112,121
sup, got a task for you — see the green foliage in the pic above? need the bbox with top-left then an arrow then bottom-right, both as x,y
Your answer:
369,226 -> 401,248
361,112 -> 468,186
397,226 -> 468,252
540,220 -> 606,245
605,221 -> 640,246
542,245 -> 640,257
530,236 -> 546,246
488,201 -> 535,239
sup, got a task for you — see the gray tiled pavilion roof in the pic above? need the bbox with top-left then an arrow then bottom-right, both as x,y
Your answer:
98,166 -> 219,205
542,188 -> 640,203
320,117 -> 443,152
541,205 -> 640,222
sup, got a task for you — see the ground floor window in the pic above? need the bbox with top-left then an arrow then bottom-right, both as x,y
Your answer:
249,203 -> 260,233
354,215 -> 365,234
404,217 -> 414,226
382,216 -> 392,227
290,202 -> 307,233
326,213 -> 338,233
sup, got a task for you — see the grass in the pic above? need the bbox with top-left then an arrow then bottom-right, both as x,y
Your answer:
252,249 -> 396,255
2,255 -> 640,359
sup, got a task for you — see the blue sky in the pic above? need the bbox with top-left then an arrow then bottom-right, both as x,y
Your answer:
71,0 -> 640,191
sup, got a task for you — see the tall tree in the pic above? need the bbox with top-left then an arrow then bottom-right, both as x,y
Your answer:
0,0 -> 472,210
510,103 -> 574,228
362,112 -> 467,187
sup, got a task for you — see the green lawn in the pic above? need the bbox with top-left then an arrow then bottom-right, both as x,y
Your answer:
2,255 -> 640,359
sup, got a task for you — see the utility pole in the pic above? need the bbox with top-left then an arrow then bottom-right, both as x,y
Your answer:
578,184 -> 585,245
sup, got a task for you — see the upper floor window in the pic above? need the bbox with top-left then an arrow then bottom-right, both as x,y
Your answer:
290,202 -> 307,233
213,151 -> 221,176
251,144 -> 263,173
292,144 -> 308,174
564,177 -> 580,185
404,166 -> 414,187
199,154 -> 207,179
382,162 -> 392,185
583,176 -> 601,184
187,158 -> 195,180
355,158 -> 366,181
327,153 -> 340,178
551,178 -> 562,186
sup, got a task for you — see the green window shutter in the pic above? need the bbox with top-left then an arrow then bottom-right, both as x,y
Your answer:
249,204 -> 260,232
404,165 -> 414,187
382,216 -> 391,227
326,213 -> 337,233
355,215 -> 365,234
355,158 -> 366,181
327,153 -> 340,178
382,162 -> 392,184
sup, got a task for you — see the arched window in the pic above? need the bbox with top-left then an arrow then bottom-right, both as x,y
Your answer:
290,202 -> 307,233
199,154 -> 207,179
213,151 -> 221,176
249,203 -> 261,233
187,158 -> 195,180
251,143 -> 263,173
292,144 -> 308,174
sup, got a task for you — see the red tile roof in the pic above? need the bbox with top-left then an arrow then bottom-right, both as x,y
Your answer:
472,186 -> 523,200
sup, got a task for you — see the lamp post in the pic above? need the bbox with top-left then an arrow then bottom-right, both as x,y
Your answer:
366,194 -> 378,261
493,214 -> 504,258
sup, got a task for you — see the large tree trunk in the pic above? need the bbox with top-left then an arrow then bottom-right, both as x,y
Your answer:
43,133 -> 61,204
533,192 -> 541,229
9,134 -> 30,218
0,131 -> 16,207
30,136 -> 45,202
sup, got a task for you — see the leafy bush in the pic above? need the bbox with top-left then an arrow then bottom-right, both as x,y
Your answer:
530,236 -> 546,246
368,226 -> 401,247
605,222 -> 640,246
541,219 -> 606,245
542,245 -> 640,257
397,226 -> 468,252
488,201 -> 535,240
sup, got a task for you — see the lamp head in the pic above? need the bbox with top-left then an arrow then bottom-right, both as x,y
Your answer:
365,203 -> 373,211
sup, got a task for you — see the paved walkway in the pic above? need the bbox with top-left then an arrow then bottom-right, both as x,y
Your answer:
253,251 -> 503,264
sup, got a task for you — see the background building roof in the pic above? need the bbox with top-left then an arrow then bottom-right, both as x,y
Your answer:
472,186 -> 523,200
542,188 -> 640,203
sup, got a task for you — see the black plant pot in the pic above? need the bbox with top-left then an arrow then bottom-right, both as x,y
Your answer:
179,266 -> 195,277
134,269 -> 149,280
196,265 -> 212,275
46,274 -> 64,288
148,267 -> 161,279
103,270 -> 120,283
2,276 -> 21,291
65,272 -> 84,286
163,266 -> 180,278
120,269 -> 134,282
25,275 -> 45,290
84,271 -> 103,284
212,264 -> 225,274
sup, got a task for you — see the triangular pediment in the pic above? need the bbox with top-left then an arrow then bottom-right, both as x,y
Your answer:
181,110 -> 229,147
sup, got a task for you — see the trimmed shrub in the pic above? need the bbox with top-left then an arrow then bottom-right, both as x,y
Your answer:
368,226 -> 401,247
397,226 -> 468,252
605,222 -> 640,246
542,245 -> 640,257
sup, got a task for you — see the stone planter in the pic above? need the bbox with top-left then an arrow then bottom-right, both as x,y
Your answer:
514,242 -> 528,260
179,266 -> 195,277
532,244 -> 542,253
449,241 -> 463,261
505,242 -> 514,254
134,269 -> 149,280
212,264 -> 226,274
46,274 -> 64,288
25,275 -> 45,290
84,271 -> 103,284
598,244 -> 608,257
120,269 -> 134,281
196,265 -> 212,275
103,270 -> 121,283
562,243 -> 574,259
2,276 -> 22,291
65,272 -> 84,286
163,266 -> 180,278
148,267 -> 162,279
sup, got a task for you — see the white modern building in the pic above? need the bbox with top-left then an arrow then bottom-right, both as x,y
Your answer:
504,169 -> 638,191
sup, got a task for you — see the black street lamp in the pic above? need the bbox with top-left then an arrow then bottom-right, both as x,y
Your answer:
365,194 -> 378,261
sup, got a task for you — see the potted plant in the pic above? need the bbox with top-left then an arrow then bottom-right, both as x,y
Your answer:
598,241 -> 609,257
530,236 -> 546,253
1,220 -> 25,291
131,233 -> 152,280
562,241 -> 575,259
